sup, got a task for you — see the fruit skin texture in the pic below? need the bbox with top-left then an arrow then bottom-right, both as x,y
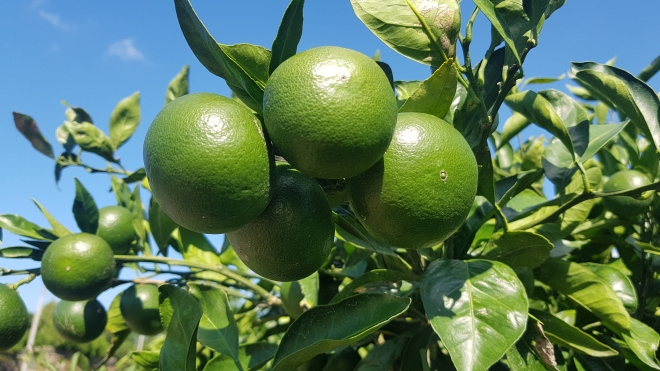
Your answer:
263,46 -> 398,179
97,205 -> 136,255
53,299 -> 107,343
226,164 -> 335,282
602,169 -> 654,218
347,112 -> 478,249
0,284 -> 29,350
41,233 -> 116,301
144,92 -> 273,234
119,284 -> 164,336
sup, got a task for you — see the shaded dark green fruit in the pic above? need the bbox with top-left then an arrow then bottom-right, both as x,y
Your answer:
53,299 -> 107,343
0,284 -> 29,350
602,169 -> 654,219
97,205 -> 136,255
227,164 -> 335,282
120,284 -> 163,335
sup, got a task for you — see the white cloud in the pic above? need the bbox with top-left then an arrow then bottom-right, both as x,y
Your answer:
38,9 -> 72,30
107,39 -> 145,61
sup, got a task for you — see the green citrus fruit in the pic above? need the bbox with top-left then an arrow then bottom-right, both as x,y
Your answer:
144,92 -> 273,234
41,233 -> 116,301
119,284 -> 163,335
347,112 -> 478,249
226,164 -> 335,282
602,169 -> 654,218
97,205 -> 136,255
0,284 -> 29,351
263,46 -> 398,179
53,299 -> 107,343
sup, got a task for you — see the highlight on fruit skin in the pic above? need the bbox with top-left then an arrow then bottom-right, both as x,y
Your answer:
0,284 -> 30,351
226,164 -> 335,282
263,46 -> 398,180
52,299 -> 108,343
143,92 -> 274,234
602,169 -> 655,219
97,205 -> 137,255
347,112 -> 478,249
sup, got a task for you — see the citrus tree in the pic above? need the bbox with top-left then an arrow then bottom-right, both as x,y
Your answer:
2,0 -> 660,370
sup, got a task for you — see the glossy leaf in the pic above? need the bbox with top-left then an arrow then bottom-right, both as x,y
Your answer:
531,310 -> 618,357
619,318 -> 660,371
280,280 -> 305,319
400,326 -> 435,371
0,214 -> 56,241
106,292 -> 129,334
159,284 -> 203,371
394,80 -> 422,103
477,144 -> 496,204
110,175 -> 133,209
55,124 -> 76,154
330,269 -> 413,304
399,58 -> 457,118
174,0 -> 269,113
420,259 -> 529,371
12,112 -> 54,158
496,169 -> 544,207
496,112 -> 531,150
269,0 -> 304,74
350,0 -> 461,66
271,293 -> 411,371
148,198 -> 177,254
64,120 -> 116,162
72,178 -> 99,234
32,199 -> 71,237
64,104 -> 93,124
0,246 -> 42,260
534,258 -> 630,332
203,343 -> 278,371
582,263 -> 638,313
506,90 -> 576,156
190,284 -> 240,361
109,92 -> 140,150
480,231 -> 553,269
506,319 -> 556,371
571,62 -> 660,152
165,65 -> 190,104
354,333 -> 412,370
122,168 -> 147,184
333,210 -> 397,256
472,0 -> 522,66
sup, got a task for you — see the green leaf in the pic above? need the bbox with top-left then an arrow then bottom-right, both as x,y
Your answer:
506,90 -> 576,156
394,80 -> 423,104
534,258 -> 631,332
97,329 -> 131,370
0,214 -> 56,241
496,169 -> 544,207
158,284 -> 203,371
271,293 -> 411,371
64,120 -> 116,162
64,104 -> 94,124
189,284 -> 240,361
619,318 -> 660,371
638,55 -> 660,83
165,65 -> 190,104
55,124 -> 76,154
148,198 -> 177,254
131,351 -> 160,370
530,310 -> 618,357
106,292 -> 129,334
269,0 -> 305,75
203,343 -> 278,371
581,263 -> 638,313
350,0 -> 461,66
72,178 -> 99,234
109,92 -> 140,150
32,199 -> 71,237
480,231 -> 553,269
0,246 -> 42,260
110,175 -> 133,209
354,333 -> 412,370
329,269 -> 413,304
496,112 -> 531,150
333,210 -> 397,257
571,62 -> 660,152
280,280 -> 305,319
122,168 -> 147,184
174,0 -> 269,113
477,145 -> 496,204
399,58 -> 457,118
174,228 -> 226,283
420,259 -> 529,371
506,319 -> 557,371
12,112 -> 54,158
472,0 -> 522,67
399,326 -> 435,371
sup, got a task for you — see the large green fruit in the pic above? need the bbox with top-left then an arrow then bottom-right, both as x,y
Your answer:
602,169 -> 654,218
53,299 -> 107,343
97,205 -> 136,255
263,46 -> 397,179
347,112 -> 478,249
144,92 -> 273,234
41,233 -> 116,301
226,165 -> 335,282
119,284 -> 164,336
0,284 -> 29,350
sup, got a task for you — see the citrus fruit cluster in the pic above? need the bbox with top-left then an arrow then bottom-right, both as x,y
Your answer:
143,46 -> 477,281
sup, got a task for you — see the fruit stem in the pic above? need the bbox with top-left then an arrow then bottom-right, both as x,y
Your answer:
513,180 -> 660,231
114,255 -> 281,305
7,273 -> 38,290
575,159 -> 592,193
460,7 -> 482,95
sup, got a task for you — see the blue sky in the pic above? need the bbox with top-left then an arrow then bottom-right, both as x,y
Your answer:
1,1 -> 659,312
